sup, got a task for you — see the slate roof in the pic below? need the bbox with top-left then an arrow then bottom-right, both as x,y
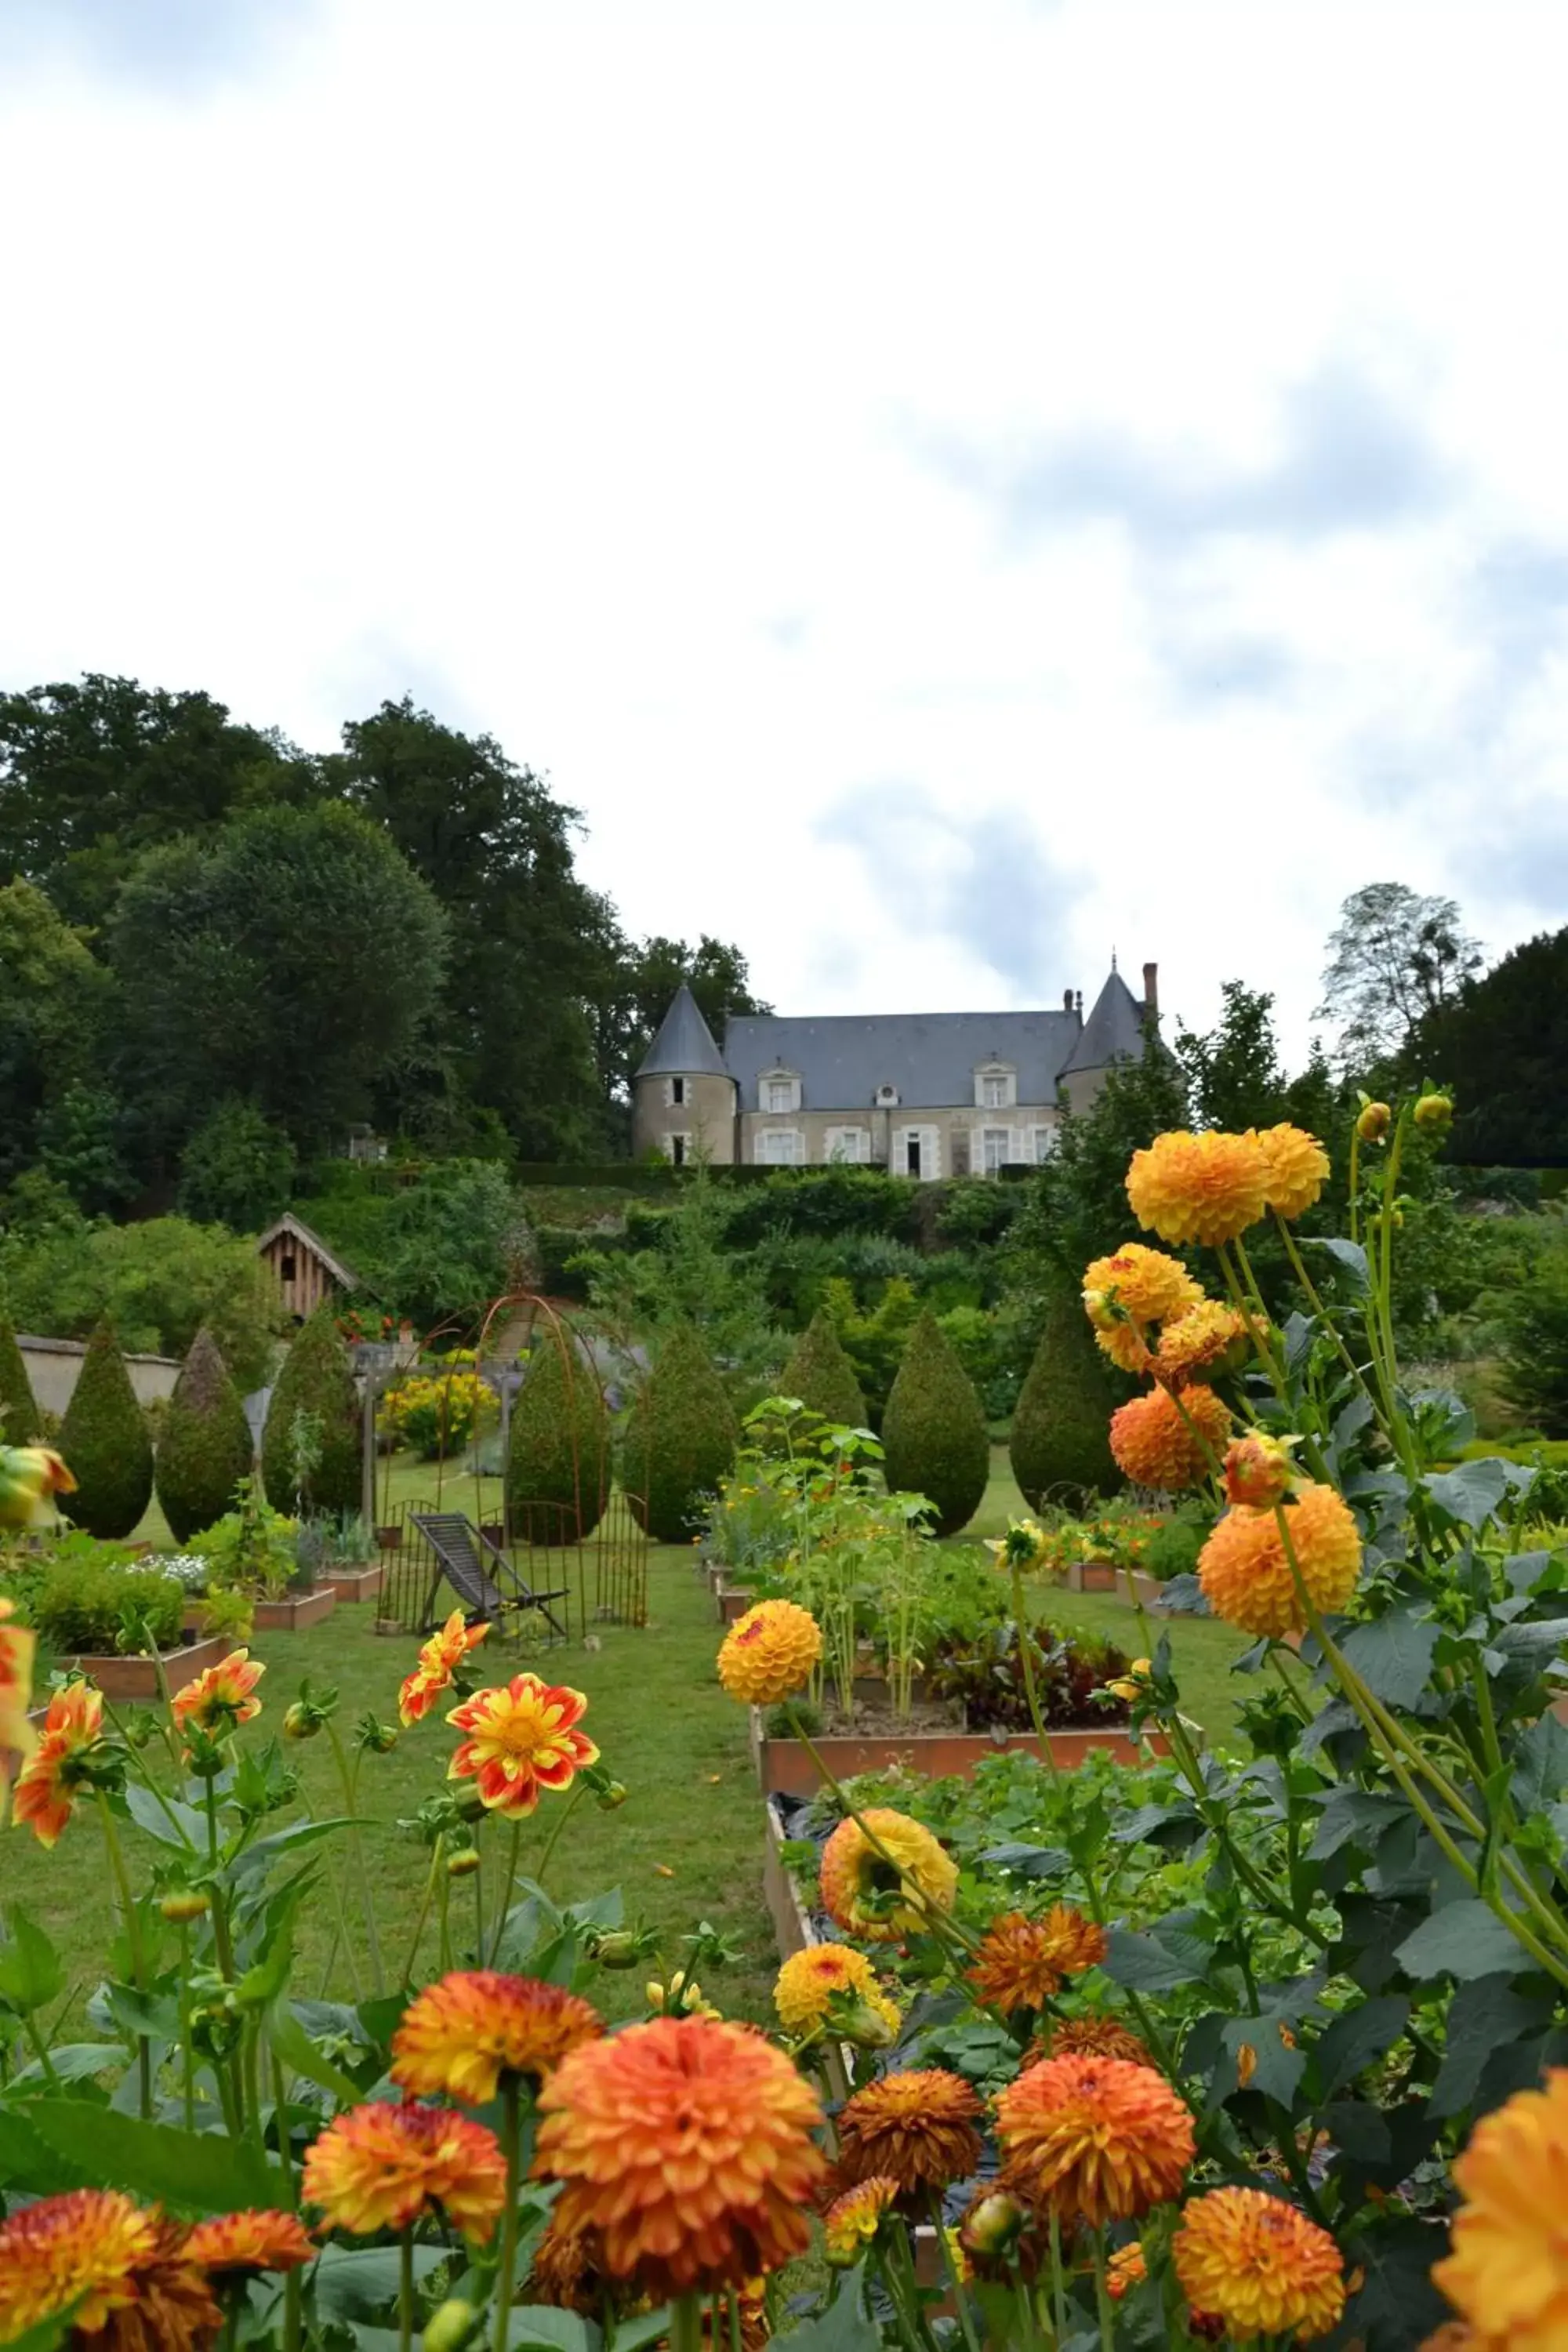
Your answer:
634,985 -> 730,1079
1058,969 -> 1152,1079
721,1009 -> 1083,1111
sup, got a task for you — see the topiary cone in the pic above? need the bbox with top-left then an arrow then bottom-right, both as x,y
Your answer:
880,1308 -> 989,1537
155,1327 -> 255,1544
780,1308 -> 869,1429
58,1320 -> 154,1540
506,1326 -> 611,1543
622,1323 -> 738,1544
260,1305 -> 361,1516
0,1311 -> 41,1444
1009,1286 -> 1119,1508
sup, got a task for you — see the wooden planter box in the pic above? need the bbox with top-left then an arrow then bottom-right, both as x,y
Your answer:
251,1586 -> 338,1634
376,1525 -> 401,1551
1063,1559 -> 1163,1605
63,1635 -> 234,1704
322,1563 -> 383,1603
716,1584 -> 753,1626
750,1708 -> 1168,1795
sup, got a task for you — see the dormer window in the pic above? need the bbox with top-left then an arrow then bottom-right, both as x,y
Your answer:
760,1068 -> 801,1114
975,1062 -> 1016,1111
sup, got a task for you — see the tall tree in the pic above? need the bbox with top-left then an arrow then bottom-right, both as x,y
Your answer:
1420,926 -> 1568,1165
1316,881 -> 1482,1069
0,880 -> 114,1187
0,673 -> 313,927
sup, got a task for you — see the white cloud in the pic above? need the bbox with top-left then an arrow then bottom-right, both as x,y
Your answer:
2,0 -> 1566,1063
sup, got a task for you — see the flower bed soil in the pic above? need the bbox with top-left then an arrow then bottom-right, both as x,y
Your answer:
251,1586 -> 338,1634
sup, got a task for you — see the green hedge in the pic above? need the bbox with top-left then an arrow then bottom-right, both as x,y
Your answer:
880,1310 -> 989,1537
58,1323 -> 154,1541
622,1325 -> 738,1543
0,1312 -> 41,1444
260,1307 -> 361,1515
780,1308 -> 869,1428
155,1328 -> 255,1544
1009,1289 -> 1119,1507
506,1333 -> 611,1541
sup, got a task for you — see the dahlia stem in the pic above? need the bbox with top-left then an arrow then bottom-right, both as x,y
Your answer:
728,2288 -> 743,2352
927,2193 -> 981,2352
1011,1564 -> 1058,1781
96,1792 -> 151,2119
670,2296 -> 703,2352
402,1838 -> 442,1987
492,2074 -> 523,2352
398,2227 -> 415,2352
489,1818 -> 524,1967
781,1702 -> 978,1955
1091,2233 -> 1115,2352
1047,2212 -> 1069,2348
1269,1209 -> 1384,1426
326,1718 -> 383,1994
533,1780 -> 586,1896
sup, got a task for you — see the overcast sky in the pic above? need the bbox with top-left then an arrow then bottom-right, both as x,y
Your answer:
2,0 -> 1565,1062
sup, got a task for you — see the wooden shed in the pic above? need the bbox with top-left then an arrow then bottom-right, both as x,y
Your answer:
256,1214 -> 360,1321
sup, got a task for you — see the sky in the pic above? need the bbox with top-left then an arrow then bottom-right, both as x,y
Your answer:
2,0 -> 1566,1063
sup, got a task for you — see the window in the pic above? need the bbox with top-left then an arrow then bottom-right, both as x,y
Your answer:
669,1134 -> 688,1167
826,1127 -> 868,1163
766,1080 -> 793,1112
905,1134 -> 923,1178
982,1127 -> 1010,1174
758,1129 -> 800,1165
975,1065 -> 1016,1110
670,1076 -> 687,1106
280,1252 -> 297,1282
1033,1125 -> 1056,1163
982,1076 -> 1007,1109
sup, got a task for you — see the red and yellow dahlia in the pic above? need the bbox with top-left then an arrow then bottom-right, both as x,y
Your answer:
302,2100 -> 508,2240
171,1648 -> 264,1741
1173,2187 -> 1345,2343
1126,1130 -> 1270,1248
1432,2065 -> 1568,2350
446,1673 -> 598,1818
818,1807 -> 958,1942
534,2015 -> 827,2297
391,1970 -> 603,2102
833,2068 -> 983,2198
0,1443 -> 76,1531
717,1599 -> 822,1707
967,1907 -> 1108,2015
398,1609 -> 489,1727
181,2209 -> 317,2276
1032,2014 -> 1153,2069
1197,1483 -> 1362,1637
1106,2241 -> 1147,2300
12,1679 -> 105,1848
0,2187 -> 160,2339
822,2176 -> 898,2266
0,1595 -> 37,1812
995,2054 -> 1196,2226
1109,1383 -> 1232,1492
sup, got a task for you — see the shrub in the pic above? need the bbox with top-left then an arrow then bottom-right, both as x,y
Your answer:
31,1555 -> 183,1656
1499,1234 -> 1568,1438
880,1309 -> 989,1537
779,1308 -> 868,1428
380,1365 -> 498,1461
0,1308 -> 40,1442
154,1327 -> 255,1544
177,1098 -> 297,1230
506,1330 -> 612,1541
194,1476 -> 303,1599
57,1321 -> 154,1539
260,1307 -> 361,1515
1009,1287 -> 1120,1507
622,1323 -> 738,1542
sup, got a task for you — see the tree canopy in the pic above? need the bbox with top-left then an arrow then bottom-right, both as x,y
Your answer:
1316,881 -> 1482,1069
1418,925 -> 1568,1167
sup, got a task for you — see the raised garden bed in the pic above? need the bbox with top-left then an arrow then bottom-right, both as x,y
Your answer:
63,1633 -> 234,1704
1063,1559 -> 1163,1604
750,1706 -> 1168,1795
251,1586 -> 338,1634
321,1563 -> 383,1603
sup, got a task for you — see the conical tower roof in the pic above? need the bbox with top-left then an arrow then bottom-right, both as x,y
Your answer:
1058,967 -> 1152,1076
635,984 -> 728,1079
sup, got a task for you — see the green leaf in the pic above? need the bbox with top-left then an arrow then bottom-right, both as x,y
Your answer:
1102,1928 -> 1201,1993
0,2313 -> 74,2351
1430,1973 -> 1555,2118
1512,1714 -> 1568,1816
122,1782 -> 205,1850
312,2242 -> 448,2321
978,1842 -> 1072,1881
1394,1900 -> 1533,1984
230,1816 -> 360,1875
1319,2099 -> 1391,2165
1308,1789 -> 1411,1862
502,2314 -> 603,2352
1425,1459 -> 1511,1529
103,1981 -> 181,2043
0,2107 -> 90,2194
1313,1994 -> 1409,2098
10,2043 -> 124,2089
268,1998 -> 365,2105
770,2264 -> 877,2352
1307,1236 -> 1370,1294
1338,1613 -> 1439,1711
1218,2013 -> 1305,2106
564,1888 -> 624,1932
21,2101 -> 288,2210
0,1904 -> 64,2016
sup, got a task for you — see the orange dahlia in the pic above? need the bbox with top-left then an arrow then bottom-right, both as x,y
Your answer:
1153,1301 -> 1248,1387
1197,1483 -> 1363,1637
399,1609 -> 489,1726
834,2068 -> 983,2198
1173,2187 -> 1345,2343
96,2221 -> 223,2352
534,2015 -> 827,2297
995,2054 -> 1195,2226
822,2176 -> 898,2265
0,2187 -> 160,2338
528,2208 -> 608,2313
1223,1432 -> 1297,1510
717,1599 -> 823,1706
1083,1244 -> 1203,1374
967,1907 -> 1108,2015
1250,1123 -> 1331,1221
818,1806 -> 958,1942
1126,1129 -> 1270,1249
1106,2240 -> 1147,2300
1432,2065 -> 1568,2350
181,2209 -> 316,2276
446,1673 -> 598,1818
774,1944 -> 900,2040
12,1679 -> 105,1848
1109,1383 -> 1232,1492
391,1970 -> 603,2102
302,2100 -> 508,2240
1033,2015 -> 1152,2069
171,1648 -> 265,1740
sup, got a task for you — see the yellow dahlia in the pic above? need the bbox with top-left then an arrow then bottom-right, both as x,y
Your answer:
822,2176 -> 898,2266
1107,2241 -> 1146,2299
1432,2066 -> 1568,2350
446,1673 -> 598,1818
391,1971 -> 603,2102
1083,1244 -> 1203,1374
302,2100 -> 508,2240
717,1599 -> 822,1706
1197,1483 -> 1363,1637
818,1806 -> 958,1942
171,1648 -> 265,1740
995,2054 -> 1195,2226
534,2015 -> 827,2297
12,1679 -> 105,1849
1109,1383 -> 1232,1492
834,2068 -> 983,2197
180,2209 -> 317,2275
1126,1129 -> 1270,1249
398,1609 -> 490,1726
1250,1123 -> 1331,1221
0,2187 -> 160,2338
1033,2014 -> 1152,2069
967,1907 -> 1107,2015
1173,2187 -> 1345,2343
1153,1301 -> 1248,1386
1223,1432 -> 1297,1510
773,1944 -> 899,2040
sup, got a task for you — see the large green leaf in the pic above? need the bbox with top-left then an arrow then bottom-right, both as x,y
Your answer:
1313,1994 -> 1409,2098
312,2242 -> 448,2321
1102,1927 -> 1203,1993
1339,1613 -> 1439,1711
1394,1900 -> 1531,1984
268,1998 -> 365,2105
0,2107 -> 90,2194
1430,1973 -> 1555,2118
1308,1789 -> 1411,1861
22,2101 -> 288,2210
1307,1236 -> 1370,1294
1425,1459 -> 1512,1529
1512,1713 -> 1568,1815
0,1904 -> 64,2016
770,2264 -> 877,2352
122,1782 -> 205,1851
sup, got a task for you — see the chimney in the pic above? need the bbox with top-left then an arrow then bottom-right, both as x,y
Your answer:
1142,960 -> 1159,1015
1062,988 -> 1075,1014
1074,990 -> 1083,1016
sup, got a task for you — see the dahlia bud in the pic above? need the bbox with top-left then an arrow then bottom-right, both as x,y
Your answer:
645,1979 -> 667,2012
423,2301 -> 481,2351
1356,1100 -> 1392,1144
159,1887 -> 210,1924
590,1931 -> 641,1970
1222,1433 -> 1295,1512
595,1779 -> 629,1811
355,1711 -> 400,1754
282,1702 -> 321,1741
959,2190 -> 1027,2263
446,1846 -> 481,1880
1107,1658 -> 1152,1704
837,2000 -> 898,2051
453,1788 -> 488,1824
1414,1091 -> 1453,1131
